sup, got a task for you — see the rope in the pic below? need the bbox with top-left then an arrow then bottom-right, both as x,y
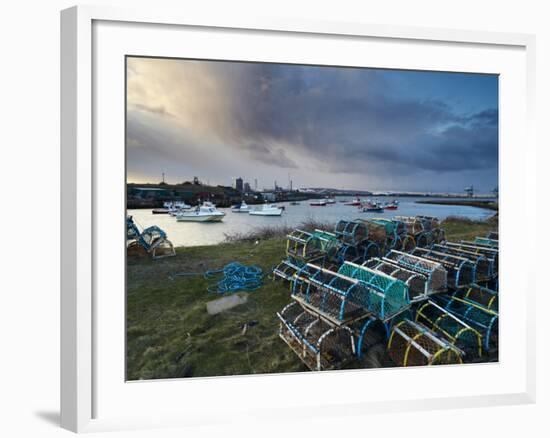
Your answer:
171,262 -> 264,294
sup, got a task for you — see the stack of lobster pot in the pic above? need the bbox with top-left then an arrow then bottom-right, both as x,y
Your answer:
277,260 -> 412,371
273,216 -> 499,370
393,215 -> 446,248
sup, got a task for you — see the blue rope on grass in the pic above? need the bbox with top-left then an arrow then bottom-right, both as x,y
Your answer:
172,262 -> 264,294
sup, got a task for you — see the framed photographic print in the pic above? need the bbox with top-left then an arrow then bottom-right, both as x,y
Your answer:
61,5 -> 536,433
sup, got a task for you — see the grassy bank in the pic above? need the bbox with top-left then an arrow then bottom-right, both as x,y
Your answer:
127,216 -> 497,380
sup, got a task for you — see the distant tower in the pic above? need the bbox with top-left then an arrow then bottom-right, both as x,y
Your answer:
162,173 -> 165,183
290,180 -> 293,192
235,177 -> 244,192
254,179 -> 258,191
464,185 -> 474,198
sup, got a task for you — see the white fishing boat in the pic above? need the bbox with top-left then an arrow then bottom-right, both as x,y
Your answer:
231,201 -> 251,213
249,203 -> 283,216
176,202 -> 225,222
168,202 -> 193,216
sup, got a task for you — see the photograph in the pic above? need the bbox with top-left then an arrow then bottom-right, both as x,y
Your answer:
125,56 -> 499,380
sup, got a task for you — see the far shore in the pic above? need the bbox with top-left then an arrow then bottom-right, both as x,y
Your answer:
416,199 -> 498,211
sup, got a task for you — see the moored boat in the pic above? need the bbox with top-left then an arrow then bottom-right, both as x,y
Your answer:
344,198 -> 362,206
176,202 -> 225,222
384,200 -> 399,210
249,204 -> 284,216
231,201 -> 251,213
363,201 -> 384,212
310,200 -> 327,206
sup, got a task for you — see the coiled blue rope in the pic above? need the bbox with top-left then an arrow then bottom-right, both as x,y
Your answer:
172,262 -> 264,294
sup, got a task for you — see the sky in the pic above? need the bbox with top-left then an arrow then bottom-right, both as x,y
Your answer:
126,57 -> 498,193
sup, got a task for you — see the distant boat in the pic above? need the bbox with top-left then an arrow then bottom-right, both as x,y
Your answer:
384,200 -> 399,210
310,200 -> 327,206
363,201 -> 384,212
231,201 -> 251,213
325,197 -> 336,204
176,202 -> 225,222
249,204 -> 284,216
290,201 -> 301,205
152,208 -> 170,214
345,198 -> 362,206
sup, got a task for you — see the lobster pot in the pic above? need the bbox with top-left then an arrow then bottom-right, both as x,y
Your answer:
348,315 -> 389,359
414,231 -> 433,248
334,244 -> 362,264
286,229 -> 340,262
127,217 -> 176,259
410,247 -> 475,288
400,234 -> 416,252
127,216 -> 140,241
432,243 -> 495,280
393,216 -> 425,235
453,285 -> 498,311
357,219 -> 388,245
473,237 -> 499,248
417,215 -> 440,231
149,238 -> 176,259
388,320 -> 462,366
311,229 -> 342,259
334,220 -> 368,246
357,240 -> 381,262
272,257 -> 305,284
416,300 -> 483,359
290,263 -> 317,297
365,258 -> 437,302
433,295 -> 498,352
337,262 -> 410,321
370,218 -> 400,243
293,265 -> 370,324
277,302 -> 356,371
445,241 -> 499,273
139,226 -> 167,249
383,250 -> 448,293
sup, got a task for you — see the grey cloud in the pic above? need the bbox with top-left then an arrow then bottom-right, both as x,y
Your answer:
246,143 -> 298,168
127,58 -> 498,190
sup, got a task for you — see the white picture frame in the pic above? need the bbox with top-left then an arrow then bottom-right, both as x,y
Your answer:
61,5 -> 536,433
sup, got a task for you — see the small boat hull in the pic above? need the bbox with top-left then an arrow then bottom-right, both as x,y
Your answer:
384,205 -> 398,210
249,210 -> 283,216
363,208 -> 384,213
176,214 -> 225,222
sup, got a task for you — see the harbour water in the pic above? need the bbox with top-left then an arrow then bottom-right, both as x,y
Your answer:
127,196 -> 496,247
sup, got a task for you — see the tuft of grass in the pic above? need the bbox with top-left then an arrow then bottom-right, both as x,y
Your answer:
440,215 -> 497,242
224,218 -> 334,242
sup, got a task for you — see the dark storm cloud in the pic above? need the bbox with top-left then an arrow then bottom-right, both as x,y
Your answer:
197,63 -> 497,179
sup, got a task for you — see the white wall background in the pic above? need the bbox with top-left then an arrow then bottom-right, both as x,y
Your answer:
0,1 -> 546,436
